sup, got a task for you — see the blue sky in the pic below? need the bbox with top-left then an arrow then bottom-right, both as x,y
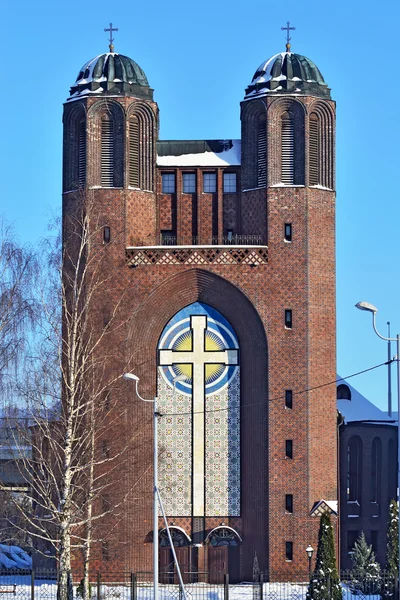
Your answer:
2,0 -> 399,410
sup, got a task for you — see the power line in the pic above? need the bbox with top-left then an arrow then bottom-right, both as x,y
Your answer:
161,359 -> 394,417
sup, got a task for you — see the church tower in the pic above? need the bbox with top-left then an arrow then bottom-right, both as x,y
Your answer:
62,34 -> 336,582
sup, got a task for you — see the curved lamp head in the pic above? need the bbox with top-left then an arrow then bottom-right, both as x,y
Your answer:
123,373 -> 139,382
306,545 -> 314,558
355,301 -> 378,314
173,374 -> 187,383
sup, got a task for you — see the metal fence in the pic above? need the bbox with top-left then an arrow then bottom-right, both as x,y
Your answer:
0,569 -> 397,600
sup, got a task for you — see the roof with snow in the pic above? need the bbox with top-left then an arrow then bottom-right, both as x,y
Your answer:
245,52 -> 330,100
157,140 -> 241,167
336,378 -> 396,424
68,53 -> 153,101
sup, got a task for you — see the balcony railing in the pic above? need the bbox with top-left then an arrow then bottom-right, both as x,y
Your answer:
158,234 -> 264,246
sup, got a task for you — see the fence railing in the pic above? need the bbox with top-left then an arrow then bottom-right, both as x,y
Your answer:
130,235 -> 265,247
0,569 -> 397,600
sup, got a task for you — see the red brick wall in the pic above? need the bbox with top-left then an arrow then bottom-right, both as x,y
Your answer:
63,88 -> 337,581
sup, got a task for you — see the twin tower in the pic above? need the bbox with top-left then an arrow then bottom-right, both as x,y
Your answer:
62,43 -> 337,581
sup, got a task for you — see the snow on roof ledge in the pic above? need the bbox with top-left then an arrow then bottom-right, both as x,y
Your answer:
310,500 -> 338,517
157,140 -> 241,167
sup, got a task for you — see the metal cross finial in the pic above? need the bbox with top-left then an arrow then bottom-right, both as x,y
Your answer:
104,22 -> 118,52
281,21 -> 295,51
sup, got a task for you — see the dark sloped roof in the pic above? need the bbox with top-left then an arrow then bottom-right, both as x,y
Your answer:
157,140 -> 234,156
68,53 -> 153,101
245,51 -> 330,99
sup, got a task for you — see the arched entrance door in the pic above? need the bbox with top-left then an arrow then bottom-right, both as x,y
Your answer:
159,527 -> 193,584
207,527 -> 242,584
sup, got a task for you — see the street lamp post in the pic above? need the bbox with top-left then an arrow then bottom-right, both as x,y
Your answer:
355,301 -> 400,582
306,545 -> 314,579
123,372 -> 186,600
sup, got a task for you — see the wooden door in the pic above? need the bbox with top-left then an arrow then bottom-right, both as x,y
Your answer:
228,545 -> 240,583
174,547 -> 190,584
208,546 -> 228,584
159,548 -> 173,583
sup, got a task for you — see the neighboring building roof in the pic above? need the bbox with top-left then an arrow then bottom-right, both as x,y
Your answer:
310,500 -> 338,517
68,53 -> 152,101
157,140 -> 241,167
245,51 -> 331,100
336,377 -> 396,424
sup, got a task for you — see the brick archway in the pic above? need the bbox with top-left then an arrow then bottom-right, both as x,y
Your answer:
127,268 -> 269,580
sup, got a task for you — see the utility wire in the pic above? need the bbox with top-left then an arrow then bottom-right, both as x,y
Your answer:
160,359 -> 394,417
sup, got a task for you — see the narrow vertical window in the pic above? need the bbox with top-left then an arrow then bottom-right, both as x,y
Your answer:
78,120 -> 86,187
203,173 -> 216,193
285,541 -> 293,561
309,114 -> 319,185
183,173 -> 196,193
281,112 -> 294,184
162,173 -> 175,193
285,309 -> 292,329
102,440 -> 110,458
285,494 -> 293,513
370,438 -> 382,504
103,226 -> 111,244
257,118 -> 267,187
223,173 -> 237,192
284,223 -> 292,242
370,531 -> 378,553
129,117 -> 139,187
347,436 -> 362,502
102,541 -> 110,561
285,440 -> 293,459
101,117 -> 114,187
285,390 -> 293,409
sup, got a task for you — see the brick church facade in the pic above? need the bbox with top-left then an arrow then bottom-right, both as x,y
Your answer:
62,40 -> 337,581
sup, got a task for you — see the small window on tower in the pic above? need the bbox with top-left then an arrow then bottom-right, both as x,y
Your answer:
285,440 -> 293,459
285,309 -> 293,329
285,390 -> 293,409
183,173 -> 196,193
285,494 -> 293,513
103,226 -> 111,244
162,173 -> 175,193
285,541 -> 293,561
203,173 -> 217,193
284,223 -> 292,242
102,541 -> 110,561
223,173 -> 237,192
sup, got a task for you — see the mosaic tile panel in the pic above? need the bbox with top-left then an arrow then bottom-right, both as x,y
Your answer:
157,302 -> 241,518
205,371 -> 240,516
157,376 -> 192,516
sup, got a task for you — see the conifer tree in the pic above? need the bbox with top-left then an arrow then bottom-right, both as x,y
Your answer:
307,512 -> 341,600
386,499 -> 398,579
350,531 -> 381,594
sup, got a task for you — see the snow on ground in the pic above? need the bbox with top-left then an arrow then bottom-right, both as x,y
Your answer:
0,578 -> 385,600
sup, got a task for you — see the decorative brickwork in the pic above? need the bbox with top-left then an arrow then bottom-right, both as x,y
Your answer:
125,246 -> 268,266
62,46 -> 337,583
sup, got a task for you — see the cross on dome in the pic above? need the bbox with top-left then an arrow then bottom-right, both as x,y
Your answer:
281,20 -> 295,52
104,22 -> 118,52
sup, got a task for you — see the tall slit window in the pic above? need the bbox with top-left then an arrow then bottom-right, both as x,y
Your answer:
257,118 -> 267,187
309,114 -> 319,186
347,436 -> 362,502
101,117 -> 114,187
281,112 -> 294,184
370,438 -> 382,504
78,120 -> 86,187
129,117 -> 139,187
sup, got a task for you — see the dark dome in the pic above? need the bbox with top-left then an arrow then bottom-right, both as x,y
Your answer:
245,52 -> 330,99
68,53 -> 153,101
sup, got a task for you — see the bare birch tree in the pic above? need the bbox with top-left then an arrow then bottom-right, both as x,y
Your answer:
0,217 -> 37,396
6,194 -> 144,600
